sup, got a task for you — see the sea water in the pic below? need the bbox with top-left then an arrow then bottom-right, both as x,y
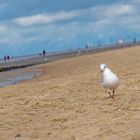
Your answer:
0,71 -> 40,87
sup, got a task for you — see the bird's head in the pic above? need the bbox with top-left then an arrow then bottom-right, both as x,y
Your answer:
100,64 -> 107,73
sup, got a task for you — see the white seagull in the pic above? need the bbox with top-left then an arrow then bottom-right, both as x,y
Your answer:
100,64 -> 119,98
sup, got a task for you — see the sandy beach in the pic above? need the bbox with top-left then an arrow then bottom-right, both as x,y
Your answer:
0,46 -> 140,140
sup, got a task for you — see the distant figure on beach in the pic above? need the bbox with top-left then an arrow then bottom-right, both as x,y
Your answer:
7,55 -> 10,60
133,37 -> 136,44
43,50 -> 46,56
4,56 -> 7,61
77,50 -> 81,56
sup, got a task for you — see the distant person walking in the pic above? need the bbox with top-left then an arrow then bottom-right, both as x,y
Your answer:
133,37 -> 136,44
42,50 -> 48,62
7,55 -> 10,60
4,56 -> 7,61
43,50 -> 46,56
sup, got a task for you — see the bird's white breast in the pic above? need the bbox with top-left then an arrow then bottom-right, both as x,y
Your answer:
102,68 -> 119,90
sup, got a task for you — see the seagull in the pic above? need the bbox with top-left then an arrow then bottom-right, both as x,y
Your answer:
100,64 -> 119,98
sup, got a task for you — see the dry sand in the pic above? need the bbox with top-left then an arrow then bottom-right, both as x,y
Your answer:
0,46 -> 140,140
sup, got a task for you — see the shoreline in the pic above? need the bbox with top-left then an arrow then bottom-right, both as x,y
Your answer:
0,43 -> 139,88
0,42 -> 139,71
0,67 -> 41,88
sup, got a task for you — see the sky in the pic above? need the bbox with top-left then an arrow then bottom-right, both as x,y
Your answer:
0,0 -> 140,57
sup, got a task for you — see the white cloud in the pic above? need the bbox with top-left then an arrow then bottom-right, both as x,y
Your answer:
0,3 -> 6,11
0,38 -> 12,44
0,25 -> 7,32
13,10 -> 80,26
92,4 -> 136,18
105,4 -> 136,16
0,24 -> 25,45
12,3 -> 138,27
0,2 -> 140,47
133,0 -> 140,3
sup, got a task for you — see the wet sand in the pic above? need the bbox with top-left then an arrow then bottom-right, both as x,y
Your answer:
0,46 -> 140,140
0,63 -> 42,87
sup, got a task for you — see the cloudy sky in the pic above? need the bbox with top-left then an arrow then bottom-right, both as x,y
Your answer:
0,0 -> 140,57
